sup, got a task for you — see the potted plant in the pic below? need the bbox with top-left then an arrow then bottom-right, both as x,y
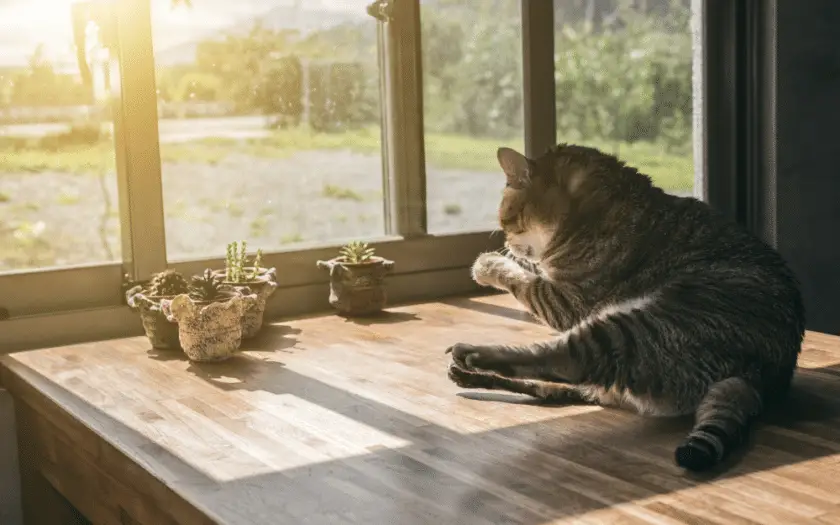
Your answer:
161,269 -> 256,362
214,241 -> 277,338
317,241 -> 394,316
125,269 -> 188,350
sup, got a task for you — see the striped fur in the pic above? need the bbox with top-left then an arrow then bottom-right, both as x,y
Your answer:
446,144 -> 805,472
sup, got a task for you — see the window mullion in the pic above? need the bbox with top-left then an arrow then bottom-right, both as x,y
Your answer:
382,0 -> 427,238
112,0 -> 167,281
521,0 -> 556,158
695,0 -> 741,219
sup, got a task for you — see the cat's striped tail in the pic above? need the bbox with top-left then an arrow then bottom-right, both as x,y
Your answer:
675,377 -> 762,471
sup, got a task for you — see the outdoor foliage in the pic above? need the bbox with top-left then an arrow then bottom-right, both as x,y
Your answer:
0,0 -> 695,270
553,4 -> 692,152
1,2 -> 692,146
420,0 -> 692,150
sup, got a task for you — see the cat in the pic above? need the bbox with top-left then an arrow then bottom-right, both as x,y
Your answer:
445,144 -> 805,472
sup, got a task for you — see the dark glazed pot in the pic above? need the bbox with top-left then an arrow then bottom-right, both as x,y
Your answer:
125,285 -> 181,350
316,256 -> 395,316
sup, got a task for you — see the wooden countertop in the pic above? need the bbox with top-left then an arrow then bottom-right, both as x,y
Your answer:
3,293 -> 840,524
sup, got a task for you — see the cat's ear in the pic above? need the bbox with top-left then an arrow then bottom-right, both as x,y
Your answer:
497,147 -> 531,189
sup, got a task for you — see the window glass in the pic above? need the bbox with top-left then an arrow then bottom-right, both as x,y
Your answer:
0,0 -> 122,272
421,0 -> 524,234
554,0 -> 695,196
151,0 -> 385,260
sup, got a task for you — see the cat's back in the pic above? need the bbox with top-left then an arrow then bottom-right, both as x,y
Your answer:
636,191 -> 804,335
641,191 -> 789,278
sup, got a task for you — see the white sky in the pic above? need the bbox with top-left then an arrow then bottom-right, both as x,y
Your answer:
0,0 -> 369,68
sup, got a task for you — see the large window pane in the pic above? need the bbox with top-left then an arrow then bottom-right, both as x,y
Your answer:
151,0 -> 384,260
421,0 -> 524,234
0,0 -> 121,272
553,0 -> 695,197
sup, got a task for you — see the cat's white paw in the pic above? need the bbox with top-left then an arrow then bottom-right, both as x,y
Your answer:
471,252 -> 519,288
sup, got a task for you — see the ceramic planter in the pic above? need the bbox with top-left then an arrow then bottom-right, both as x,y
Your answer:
125,285 -> 181,350
213,267 -> 278,338
160,290 -> 256,362
316,256 -> 395,316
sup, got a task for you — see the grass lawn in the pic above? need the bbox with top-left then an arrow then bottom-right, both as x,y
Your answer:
0,126 -> 694,191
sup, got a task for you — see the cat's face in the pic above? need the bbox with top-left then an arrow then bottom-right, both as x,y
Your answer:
496,147 -> 569,262
499,191 -> 555,262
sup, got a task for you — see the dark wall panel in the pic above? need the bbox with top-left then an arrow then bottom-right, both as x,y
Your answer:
775,0 -> 840,334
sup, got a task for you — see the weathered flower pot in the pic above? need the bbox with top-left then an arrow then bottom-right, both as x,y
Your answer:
316,256 -> 395,316
125,285 -> 181,350
160,290 -> 256,362
213,267 -> 278,338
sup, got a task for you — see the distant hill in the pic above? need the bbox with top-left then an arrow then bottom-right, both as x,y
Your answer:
154,2 -> 367,66
0,0 -> 369,68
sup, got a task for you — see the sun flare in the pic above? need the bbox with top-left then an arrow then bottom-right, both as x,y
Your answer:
0,0 -> 371,68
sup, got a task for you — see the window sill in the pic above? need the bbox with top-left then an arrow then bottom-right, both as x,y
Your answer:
1,255 -> 496,353
1,231 -> 501,320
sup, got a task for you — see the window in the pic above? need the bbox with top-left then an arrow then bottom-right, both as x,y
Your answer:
0,0 -> 122,272
2,0 -> 715,351
150,0 -> 386,260
420,0 -> 524,234
553,0 -> 695,198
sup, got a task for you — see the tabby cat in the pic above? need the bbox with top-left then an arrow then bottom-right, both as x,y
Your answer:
445,144 -> 805,472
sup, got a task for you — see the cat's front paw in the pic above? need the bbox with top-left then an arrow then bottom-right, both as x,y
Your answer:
471,252 -> 520,289
447,363 -> 497,389
445,342 -> 516,376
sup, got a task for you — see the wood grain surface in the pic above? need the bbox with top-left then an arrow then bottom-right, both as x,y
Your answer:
2,293 -> 840,524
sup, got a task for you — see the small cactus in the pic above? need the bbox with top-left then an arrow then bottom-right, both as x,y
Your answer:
188,269 -> 229,302
339,241 -> 376,264
225,241 -> 264,282
148,270 -> 188,297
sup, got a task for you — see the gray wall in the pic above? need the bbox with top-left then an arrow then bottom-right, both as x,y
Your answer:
0,390 -> 22,525
775,0 -> 840,335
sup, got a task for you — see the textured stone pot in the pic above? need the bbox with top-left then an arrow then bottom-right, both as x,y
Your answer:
160,291 -> 256,362
316,256 -> 394,316
125,285 -> 181,350
212,267 -> 278,338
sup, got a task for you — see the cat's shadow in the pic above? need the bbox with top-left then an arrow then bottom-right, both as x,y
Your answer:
457,391 -> 585,407
455,364 -> 840,481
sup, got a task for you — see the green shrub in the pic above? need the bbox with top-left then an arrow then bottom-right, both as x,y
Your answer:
553,18 -> 691,152
308,61 -> 368,132
36,122 -> 109,150
420,2 -> 692,151
259,55 -> 304,126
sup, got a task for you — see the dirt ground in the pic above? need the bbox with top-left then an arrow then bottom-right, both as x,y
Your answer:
0,150 -> 504,270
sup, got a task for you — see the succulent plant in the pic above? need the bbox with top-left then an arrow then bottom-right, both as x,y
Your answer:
225,240 -> 264,283
148,269 -> 189,297
188,269 -> 229,303
338,241 -> 376,264
251,249 -> 263,276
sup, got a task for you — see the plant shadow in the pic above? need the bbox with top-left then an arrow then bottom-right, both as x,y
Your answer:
341,310 -> 421,326
146,347 -> 186,362
186,353 -> 284,387
241,324 -> 302,353
144,323 -> 301,362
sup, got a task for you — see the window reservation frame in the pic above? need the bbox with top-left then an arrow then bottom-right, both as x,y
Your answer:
3,0 -> 734,352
